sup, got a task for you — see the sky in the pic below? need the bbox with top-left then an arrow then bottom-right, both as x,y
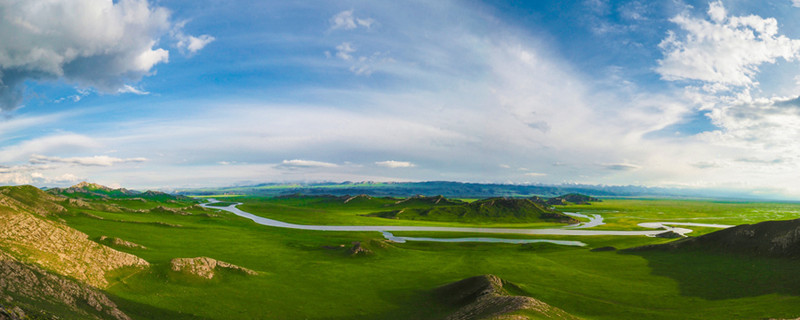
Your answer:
3,0 -> 800,197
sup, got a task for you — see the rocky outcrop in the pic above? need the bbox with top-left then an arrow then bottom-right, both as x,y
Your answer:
170,257 -> 257,279
0,206 -> 149,288
0,304 -> 26,320
0,251 -> 131,320
149,206 -> 191,215
434,274 -> 579,320
71,181 -> 112,191
98,236 -> 147,250
348,241 -> 372,256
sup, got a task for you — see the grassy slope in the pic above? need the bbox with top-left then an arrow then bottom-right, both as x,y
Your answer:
46,196 -> 800,319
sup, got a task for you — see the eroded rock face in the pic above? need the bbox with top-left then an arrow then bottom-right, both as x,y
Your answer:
0,251 -> 131,320
170,257 -> 257,279
434,274 -> 579,320
0,207 -> 149,288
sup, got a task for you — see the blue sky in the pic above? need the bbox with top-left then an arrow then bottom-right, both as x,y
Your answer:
3,0 -> 800,197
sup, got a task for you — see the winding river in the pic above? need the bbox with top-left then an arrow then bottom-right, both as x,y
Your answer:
200,200 -> 734,246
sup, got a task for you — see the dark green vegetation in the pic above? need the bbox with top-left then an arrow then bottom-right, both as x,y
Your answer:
3,183 -> 800,319
539,193 -> 601,205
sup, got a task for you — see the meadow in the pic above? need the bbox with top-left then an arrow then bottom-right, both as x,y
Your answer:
52,195 -> 800,319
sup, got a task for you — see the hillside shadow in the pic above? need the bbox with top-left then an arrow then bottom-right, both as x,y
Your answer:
318,287 -> 453,320
621,249 -> 800,300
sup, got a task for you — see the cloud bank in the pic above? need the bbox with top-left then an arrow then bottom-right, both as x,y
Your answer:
0,0 -> 212,110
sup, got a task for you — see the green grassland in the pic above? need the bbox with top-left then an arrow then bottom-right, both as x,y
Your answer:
561,198 -> 800,230
41,194 -> 800,319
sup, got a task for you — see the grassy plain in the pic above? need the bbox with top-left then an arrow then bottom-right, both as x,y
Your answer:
48,196 -> 800,319
564,198 -> 800,230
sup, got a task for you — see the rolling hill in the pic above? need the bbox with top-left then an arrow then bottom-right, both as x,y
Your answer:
366,197 -> 579,223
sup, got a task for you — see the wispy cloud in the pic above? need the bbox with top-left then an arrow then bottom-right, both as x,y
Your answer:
601,163 -> 641,171
335,42 -> 356,61
0,134 -> 101,162
29,154 -> 147,167
375,160 -> 415,168
277,159 -> 338,169
524,172 -> 547,177
329,10 -> 374,31
118,85 -> 150,95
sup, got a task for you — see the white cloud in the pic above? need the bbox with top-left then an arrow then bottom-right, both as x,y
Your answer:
173,20 -> 215,55
375,160 -> 415,168
0,0 -> 211,110
278,159 -> 338,169
793,0 -> 800,8
329,10 -> 374,31
29,154 -> 147,167
656,0 -> 800,87
707,1 -> 727,23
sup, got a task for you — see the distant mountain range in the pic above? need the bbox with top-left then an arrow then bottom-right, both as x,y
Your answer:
175,181 -> 780,200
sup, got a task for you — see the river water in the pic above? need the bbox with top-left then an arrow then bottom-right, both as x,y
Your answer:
200,200 -> 733,246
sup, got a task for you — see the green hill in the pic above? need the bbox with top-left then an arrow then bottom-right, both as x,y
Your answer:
545,193 -> 601,205
626,218 -> 800,258
367,197 -> 578,223
389,195 -> 464,207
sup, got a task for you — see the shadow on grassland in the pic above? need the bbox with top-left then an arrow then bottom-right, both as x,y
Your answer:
620,249 -> 800,300
109,294 -> 214,320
